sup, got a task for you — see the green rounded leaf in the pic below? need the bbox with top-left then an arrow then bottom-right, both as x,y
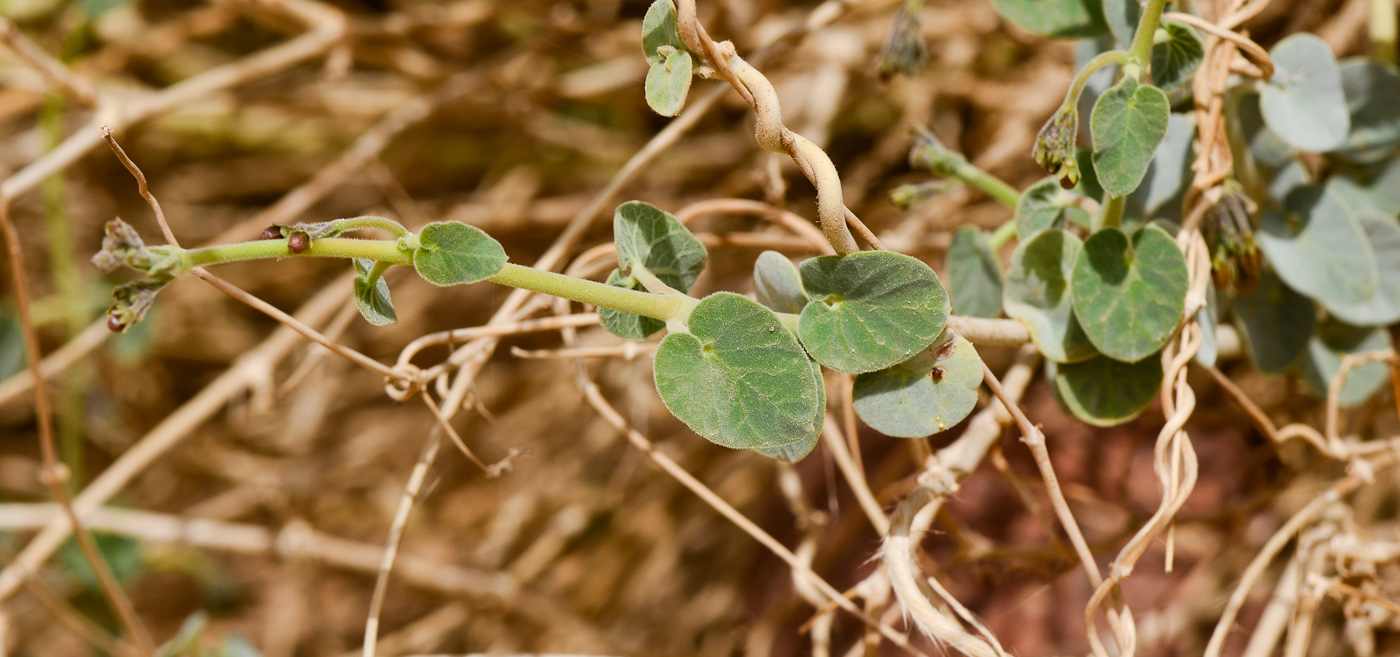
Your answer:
992,0 -> 1108,38
853,331 -> 983,438
1236,91 -> 1296,169
1071,225 -> 1189,362
1260,33 -> 1349,152
754,358 -> 826,462
353,259 -> 396,326
1257,184 -> 1378,307
1325,212 -> 1400,326
797,251 -> 950,374
654,293 -> 824,450
413,222 -> 507,286
1149,22 -> 1204,93
753,251 -> 808,314
1334,58 -> 1400,164
1091,76 -> 1171,197
642,0 -> 685,66
1102,0 -> 1139,46
1016,177 -> 1084,239
644,49 -> 693,117
613,201 -> 707,293
1050,353 -> 1163,427
1003,228 -> 1098,363
1234,267 -> 1315,373
599,270 -> 666,340
1299,319 -> 1392,407
948,227 -> 1004,319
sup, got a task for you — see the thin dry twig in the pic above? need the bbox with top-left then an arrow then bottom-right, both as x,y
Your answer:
0,198 -> 153,652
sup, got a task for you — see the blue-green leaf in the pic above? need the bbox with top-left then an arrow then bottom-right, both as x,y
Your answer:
948,227 -> 1003,318
853,331 -> 983,438
753,251 -> 808,314
654,293 -> 824,450
1050,354 -> 1163,426
1071,225 -> 1189,362
1299,319 -> 1392,407
1091,76 -> 1171,197
797,252 -> 950,373
1257,184 -> 1378,307
992,0 -> 1108,38
613,201 -> 708,292
1003,228 -> 1098,363
1234,267 -> 1315,374
413,222 -> 507,286
642,0 -> 685,66
599,270 -> 666,340
1260,34 -> 1349,152
644,49 -> 693,117
1149,22 -> 1204,93
1325,212 -> 1400,326
1333,58 -> 1400,164
352,259 -> 396,326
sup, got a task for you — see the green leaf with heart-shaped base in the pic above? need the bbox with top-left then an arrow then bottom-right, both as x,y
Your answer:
1150,22 -> 1204,94
1071,225 -> 1188,362
413,222 -> 507,286
1004,228 -> 1097,363
1325,212 -> 1400,326
754,251 -> 808,314
1334,59 -> 1400,164
1234,267 -> 1315,373
1260,33 -> 1349,152
1298,320 -> 1392,407
645,49 -> 693,117
797,251 -> 950,374
1050,354 -> 1162,427
642,0 -> 685,65
992,0 -> 1108,38
654,293 -> 824,450
600,270 -> 666,340
1016,177 -> 1085,240
614,201 -> 707,292
853,331 -> 983,438
605,201 -> 707,337
1257,184 -> 1377,307
948,228 -> 1003,319
1091,76 -> 1170,197
754,359 -> 826,462
353,259 -> 396,326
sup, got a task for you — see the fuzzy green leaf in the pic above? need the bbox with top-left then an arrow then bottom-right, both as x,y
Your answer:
1260,34 -> 1349,152
1071,225 -> 1188,362
948,227 -> 1003,319
614,201 -> 707,292
353,259 -> 396,326
644,49 -> 693,117
753,358 -> 826,462
1325,212 -> 1400,326
1334,58 -> 1400,164
753,251 -> 808,314
1234,267 -> 1315,373
797,252 -> 950,373
1004,228 -> 1097,363
992,0 -> 1108,38
413,222 -> 507,286
1299,319 -> 1392,407
642,0 -> 685,65
853,331 -> 983,438
654,293 -> 824,450
599,270 -> 666,340
1016,177 -> 1084,239
1050,354 -> 1162,427
1257,184 -> 1378,307
1091,76 -> 1171,197
1149,22 -> 1204,93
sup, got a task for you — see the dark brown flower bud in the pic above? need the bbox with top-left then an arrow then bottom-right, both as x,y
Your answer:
288,231 -> 310,254
260,225 -> 282,240
107,315 -> 125,333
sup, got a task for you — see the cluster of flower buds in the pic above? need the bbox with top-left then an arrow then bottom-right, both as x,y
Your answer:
105,280 -> 167,333
91,218 -> 182,333
1032,105 -> 1081,189
908,126 -> 965,178
1205,190 -> 1262,294
877,0 -> 928,79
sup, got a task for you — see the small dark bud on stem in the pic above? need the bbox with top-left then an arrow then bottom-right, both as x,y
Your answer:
288,231 -> 310,254
260,225 -> 282,240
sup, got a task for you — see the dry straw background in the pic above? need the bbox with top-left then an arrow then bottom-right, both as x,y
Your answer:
1,0 -> 1398,656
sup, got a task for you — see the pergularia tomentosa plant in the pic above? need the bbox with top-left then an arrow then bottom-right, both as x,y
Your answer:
897,0 -> 1400,425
